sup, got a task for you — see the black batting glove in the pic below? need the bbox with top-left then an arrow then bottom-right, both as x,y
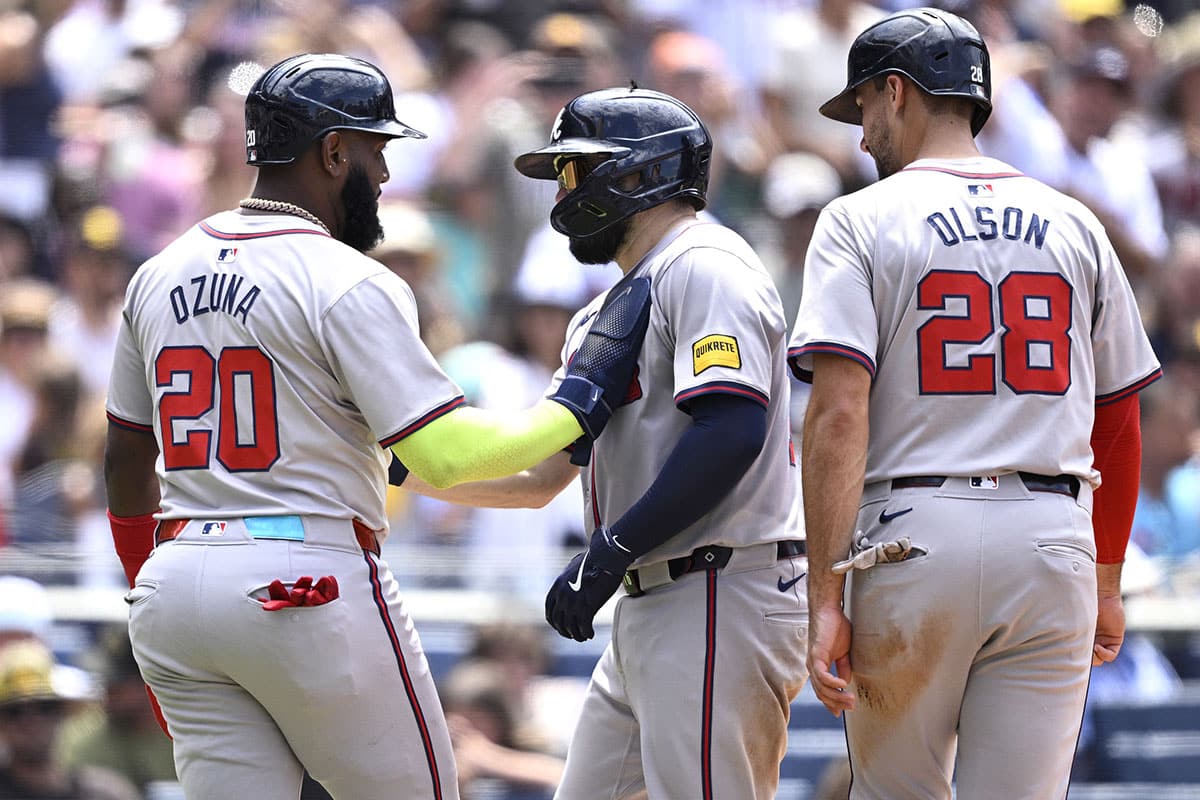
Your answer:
545,526 -> 636,642
551,276 -> 651,442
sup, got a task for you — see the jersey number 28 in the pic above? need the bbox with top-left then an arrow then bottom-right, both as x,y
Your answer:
155,345 -> 280,471
917,269 -> 1072,396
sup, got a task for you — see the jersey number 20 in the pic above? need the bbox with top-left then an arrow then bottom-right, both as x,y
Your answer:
155,345 -> 280,471
917,270 -> 1072,396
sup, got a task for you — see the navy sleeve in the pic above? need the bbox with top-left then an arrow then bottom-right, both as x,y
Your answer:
609,392 -> 766,557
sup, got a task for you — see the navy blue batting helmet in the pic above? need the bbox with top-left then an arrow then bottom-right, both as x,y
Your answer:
515,87 -> 712,238
821,8 -> 992,136
245,53 -> 426,166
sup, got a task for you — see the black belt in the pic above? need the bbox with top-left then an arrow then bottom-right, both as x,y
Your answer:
623,540 -> 806,598
891,472 -> 1080,498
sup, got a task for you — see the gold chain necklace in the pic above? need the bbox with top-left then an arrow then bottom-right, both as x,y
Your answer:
238,198 -> 330,235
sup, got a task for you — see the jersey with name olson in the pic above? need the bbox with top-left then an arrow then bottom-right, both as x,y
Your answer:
550,221 -> 801,565
789,156 -> 1160,486
106,211 -> 463,534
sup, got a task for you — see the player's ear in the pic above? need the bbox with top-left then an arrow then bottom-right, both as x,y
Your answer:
886,74 -> 906,112
320,132 -> 345,177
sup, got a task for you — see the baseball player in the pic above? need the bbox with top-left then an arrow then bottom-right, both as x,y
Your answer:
102,54 -> 650,800
789,9 -> 1161,799
405,87 -> 809,800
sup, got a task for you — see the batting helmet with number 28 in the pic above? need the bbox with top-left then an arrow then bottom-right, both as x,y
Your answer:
820,7 -> 992,136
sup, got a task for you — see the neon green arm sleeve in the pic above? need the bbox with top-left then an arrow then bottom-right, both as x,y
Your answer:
391,400 -> 583,489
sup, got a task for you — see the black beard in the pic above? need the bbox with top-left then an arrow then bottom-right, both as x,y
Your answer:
569,217 -> 632,265
870,127 -> 900,180
340,164 -> 384,252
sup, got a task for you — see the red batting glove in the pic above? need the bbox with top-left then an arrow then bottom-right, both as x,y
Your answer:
308,576 -> 339,605
260,576 -> 340,611
288,576 -> 314,606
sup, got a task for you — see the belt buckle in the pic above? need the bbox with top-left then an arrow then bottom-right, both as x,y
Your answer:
623,570 -> 644,597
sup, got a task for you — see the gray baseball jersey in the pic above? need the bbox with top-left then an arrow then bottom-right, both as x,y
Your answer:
790,156 -> 1161,486
552,220 -> 802,563
107,210 -> 464,536
548,219 -> 808,800
107,210 -> 463,800
789,157 -> 1161,799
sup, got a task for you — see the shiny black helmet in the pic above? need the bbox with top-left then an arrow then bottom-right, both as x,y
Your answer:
244,53 -> 426,166
821,7 -> 991,136
514,87 -> 711,238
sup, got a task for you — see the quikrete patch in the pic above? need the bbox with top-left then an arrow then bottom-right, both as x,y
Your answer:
692,334 -> 741,375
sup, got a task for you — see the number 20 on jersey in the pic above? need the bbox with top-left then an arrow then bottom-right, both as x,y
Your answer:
156,345 -> 280,471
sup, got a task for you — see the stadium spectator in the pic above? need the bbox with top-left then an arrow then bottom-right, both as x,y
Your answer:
441,659 -> 562,800
0,279 -> 57,522
57,625 -> 178,796
759,151 -> 843,330
645,28 -> 776,230
759,0 -> 886,184
1048,44 -> 1169,278
371,199 -> 464,357
48,206 -> 131,399
0,639 -> 135,800
1147,11 -> 1200,237
1131,378 -> 1200,565
0,0 -> 63,223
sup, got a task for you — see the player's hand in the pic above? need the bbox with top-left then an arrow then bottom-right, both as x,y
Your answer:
551,277 -> 651,442
1093,592 -> 1125,666
545,527 -> 634,642
808,604 -> 856,717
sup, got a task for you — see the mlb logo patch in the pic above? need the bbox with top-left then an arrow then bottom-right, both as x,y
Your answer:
969,475 -> 1000,490
967,184 -> 994,198
200,521 -> 227,536
217,248 -> 238,263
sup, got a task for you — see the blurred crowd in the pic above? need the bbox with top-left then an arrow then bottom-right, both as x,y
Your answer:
0,0 -> 1199,795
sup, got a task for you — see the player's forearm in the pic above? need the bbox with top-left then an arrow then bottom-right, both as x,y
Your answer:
402,452 -> 577,508
802,357 -> 871,612
392,401 -> 582,489
1096,562 -> 1123,599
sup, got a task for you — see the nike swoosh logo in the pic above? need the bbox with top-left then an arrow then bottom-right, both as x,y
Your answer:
878,507 -> 914,524
567,554 -> 588,592
777,574 -> 805,592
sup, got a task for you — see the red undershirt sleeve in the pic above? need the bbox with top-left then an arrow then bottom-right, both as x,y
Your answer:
1090,393 -> 1142,564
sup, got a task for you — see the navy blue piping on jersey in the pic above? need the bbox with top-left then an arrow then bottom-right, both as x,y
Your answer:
378,396 -> 466,447
362,550 -> 444,799
198,221 -> 331,240
608,393 -> 765,560
675,380 -> 768,412
788,343 -> 876,383
700,569 -> 719,800
1096,368 -> 1163,406
106,411 -> 154,434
